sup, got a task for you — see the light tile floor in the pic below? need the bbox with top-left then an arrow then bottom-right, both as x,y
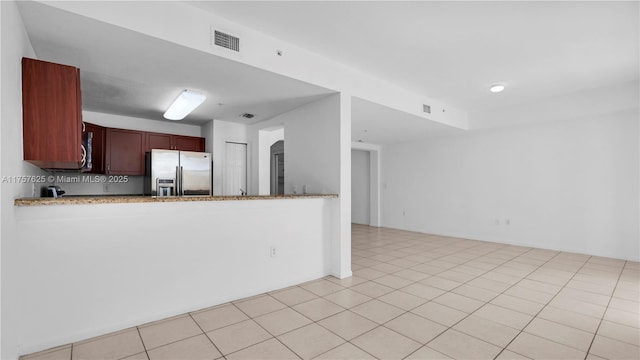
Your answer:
22,225 -> 640,360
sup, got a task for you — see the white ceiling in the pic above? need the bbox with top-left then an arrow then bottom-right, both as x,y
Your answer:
17,1 -> 335,126
17,1 -> 639,144
352,98 -> 463,144
189,1 -> 639,114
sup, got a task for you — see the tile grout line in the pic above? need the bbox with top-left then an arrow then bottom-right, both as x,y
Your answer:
131,327 -> 149,360
402,245 -> 570,359
281,288 -> 381,359
491,253 -> 608,359
582,259 -> 627,359
227,296 -> 306,359
341,230 -> 632,359
307,240 -> 489,359
344,237 -> 531,359
186,312 -> 225,358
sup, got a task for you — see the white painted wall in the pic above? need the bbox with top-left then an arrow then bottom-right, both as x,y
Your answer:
279,95 -> 342,195
247,94 -> 352,278
258,127 -> 284,195
13,198 -> 335,356
351,150 -> 370,225
212,120 -> 247,195
381,110 -> 640,261
1,1 -> 43,357
201,120 -> 214,155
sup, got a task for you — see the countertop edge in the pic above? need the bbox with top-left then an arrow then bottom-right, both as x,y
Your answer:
14,194 -> 339,206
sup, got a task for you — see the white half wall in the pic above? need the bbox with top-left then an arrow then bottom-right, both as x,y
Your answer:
381,110 -> 640,261
351,149 -> 370,225
12,198 -> 335,357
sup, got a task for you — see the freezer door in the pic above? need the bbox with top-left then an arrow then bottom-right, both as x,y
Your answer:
179,151 -> 212,196
150,149 -> 179,196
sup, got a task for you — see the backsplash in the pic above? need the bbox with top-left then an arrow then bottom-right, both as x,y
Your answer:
40,172 -> 144,196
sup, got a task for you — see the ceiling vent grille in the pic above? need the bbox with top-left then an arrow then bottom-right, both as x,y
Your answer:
423,104 -> 431,114
213,30 -> 240,52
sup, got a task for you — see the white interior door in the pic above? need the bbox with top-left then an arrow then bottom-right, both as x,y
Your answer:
224,142 -> 247,195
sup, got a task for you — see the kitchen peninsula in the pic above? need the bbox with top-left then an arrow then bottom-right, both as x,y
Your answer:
15,194 -> 337,206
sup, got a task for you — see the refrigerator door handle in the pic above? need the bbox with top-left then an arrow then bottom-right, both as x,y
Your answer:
176,166 -> 181,196
180,166 -> 184,196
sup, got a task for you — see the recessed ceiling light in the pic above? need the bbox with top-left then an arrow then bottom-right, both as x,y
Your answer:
163,90 -> 206,120
490,84 -> 505,93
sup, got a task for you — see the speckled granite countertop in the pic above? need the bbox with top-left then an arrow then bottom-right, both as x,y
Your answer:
15,194 -> 338,206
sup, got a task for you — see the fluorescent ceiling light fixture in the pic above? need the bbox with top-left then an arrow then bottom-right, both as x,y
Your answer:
163,90 -> 206,120
489,84 -> 505,93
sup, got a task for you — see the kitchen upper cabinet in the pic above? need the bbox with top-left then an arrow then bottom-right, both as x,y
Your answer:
146,133 -> 205,152
84,122 -> 105,174
147,133 -> 173,150
174,135 -> 205,152
22,57 -> 83,169
105,128 -> 146,175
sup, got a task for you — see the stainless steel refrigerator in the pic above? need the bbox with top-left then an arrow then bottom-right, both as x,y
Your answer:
144,149 -> 212,196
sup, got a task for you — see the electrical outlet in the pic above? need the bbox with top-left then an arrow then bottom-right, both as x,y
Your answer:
270,246 -> 277,257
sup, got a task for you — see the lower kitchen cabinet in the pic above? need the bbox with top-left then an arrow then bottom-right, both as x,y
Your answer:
105,128 -> 146,175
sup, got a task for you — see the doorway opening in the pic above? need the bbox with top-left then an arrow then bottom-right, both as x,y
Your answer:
270,140 -> 285,195
352,149 -> 370,225
351,144 -> 380,227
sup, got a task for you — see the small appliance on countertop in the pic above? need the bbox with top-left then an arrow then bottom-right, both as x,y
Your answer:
41,185 -> 65,198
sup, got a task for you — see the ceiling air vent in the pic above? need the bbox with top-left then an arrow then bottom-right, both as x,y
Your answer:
423,104 -> 431,114
240,113 -> 255,119
213,30 -> 240,52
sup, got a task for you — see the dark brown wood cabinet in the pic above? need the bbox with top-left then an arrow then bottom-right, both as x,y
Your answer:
105,128 -> 146,175
22,57 -> 83,169
147,132 -> 173,150
174,135 -> 205,152
146,133 -> 205,152
84,122 -> 105,174
88,129 -> 206,176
